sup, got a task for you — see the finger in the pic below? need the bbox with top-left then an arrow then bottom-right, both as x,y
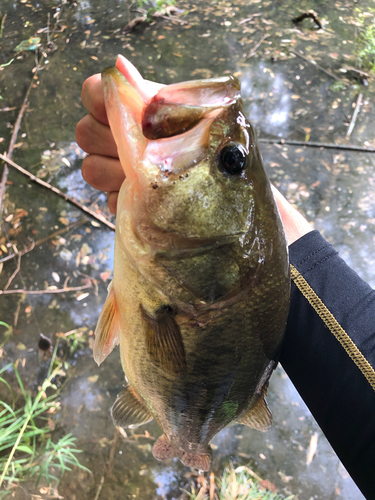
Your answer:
81,74 -> 109,125
107,191 -> 119,215
81,155 -> 124,192
76,114 -> 118,157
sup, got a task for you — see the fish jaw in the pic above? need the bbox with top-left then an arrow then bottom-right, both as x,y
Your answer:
102,62 -> 240,181
101,67 -> 148,181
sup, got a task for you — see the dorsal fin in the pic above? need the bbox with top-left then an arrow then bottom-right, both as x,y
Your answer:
93,281 -> 120,365
140,304 -> 187,375
111,385 -> 153,428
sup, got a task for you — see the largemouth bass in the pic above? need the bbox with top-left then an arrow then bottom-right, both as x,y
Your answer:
93,55 -> 290,471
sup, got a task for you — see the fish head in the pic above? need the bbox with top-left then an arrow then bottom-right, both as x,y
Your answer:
102,57 -> 274,255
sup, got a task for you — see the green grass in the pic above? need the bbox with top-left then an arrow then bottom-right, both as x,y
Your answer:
355,8 -> 375,74
182,463 -> 294,500
0,339 -> 90,492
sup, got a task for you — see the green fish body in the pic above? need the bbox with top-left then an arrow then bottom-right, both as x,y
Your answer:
93,56 -> 290,471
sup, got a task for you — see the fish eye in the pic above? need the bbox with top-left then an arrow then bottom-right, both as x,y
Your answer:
219,143 -> 247,175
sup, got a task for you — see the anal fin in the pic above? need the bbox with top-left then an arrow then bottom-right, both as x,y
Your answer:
238,360 -> 276,432
237,395 -> 272,432
111,385 -> 153,428
93,281 -> 120,365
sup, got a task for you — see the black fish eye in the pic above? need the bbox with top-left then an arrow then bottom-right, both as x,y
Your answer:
219,143 -> 247,175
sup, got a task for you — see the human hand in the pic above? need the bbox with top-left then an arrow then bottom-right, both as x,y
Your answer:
75,72 -> 124,215
271,186 -> 313,245
76,56 -> 163,214
76,60 -> 313,244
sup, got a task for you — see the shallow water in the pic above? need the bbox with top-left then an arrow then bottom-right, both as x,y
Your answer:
1,0 -> 374,498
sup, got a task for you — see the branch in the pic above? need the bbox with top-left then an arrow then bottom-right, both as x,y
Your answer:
0,78 -> 34,217
0,154 -> 115,231
290,50 -> 342,82
247,34 -> 268,58
346,93 -> 363,139
0,107 -> 16,113
0,283 -> 93,296
257,138 -> 375,152
0,240 -> 35,264
4,252 -> 21,291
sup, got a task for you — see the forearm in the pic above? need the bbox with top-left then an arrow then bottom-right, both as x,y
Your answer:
280,230 -> 375,499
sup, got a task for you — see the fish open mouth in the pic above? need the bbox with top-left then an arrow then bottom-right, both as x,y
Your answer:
102,55 -> 241,179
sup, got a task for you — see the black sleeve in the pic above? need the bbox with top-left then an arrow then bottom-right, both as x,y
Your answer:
280,230 -> 375,500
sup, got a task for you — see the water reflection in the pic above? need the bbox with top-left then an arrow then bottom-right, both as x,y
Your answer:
0,0 -> 373,498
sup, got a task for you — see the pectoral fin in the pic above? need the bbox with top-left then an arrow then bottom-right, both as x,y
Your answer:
140,304 -> 187,375
93,282 -> 120,365
111,385 -> 153,428
237,394 -> 272,432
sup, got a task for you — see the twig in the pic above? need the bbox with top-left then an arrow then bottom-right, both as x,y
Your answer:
290,49 -> 341,82
0,154 -> 115,231
126,0 -> 131,25
209,472 -> 215,500
0,282 -> 92,295
94,475 -> 105,500
4,252 -> 21,291
257,138 -> 375,152
234,465 -> 263,483
34,218 -> 87,245
0,107 -> 16,113
247,34 -> 268,58
94,428 -> 119,500
0,239 -> 35,264
47,12 -> 51,45
0,13 -> 6,37
0,219 -> 87,263
346,93 -> 363,139
0,78 -> 34,217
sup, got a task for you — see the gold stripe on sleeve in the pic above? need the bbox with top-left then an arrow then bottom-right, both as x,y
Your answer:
290,264 -> 375,392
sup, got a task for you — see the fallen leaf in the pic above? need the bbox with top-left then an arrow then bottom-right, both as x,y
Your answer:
306,432 -> 318,465
59,217 -> 70,226
52,272 -> 60,283
278,471 -> 293,483
88,375 -> 99,383
77,292 -> 90,301
60,248 -> 72,262
260,479 -> 277,491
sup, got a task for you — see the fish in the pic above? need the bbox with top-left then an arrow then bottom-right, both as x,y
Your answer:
93,55 -> 290,471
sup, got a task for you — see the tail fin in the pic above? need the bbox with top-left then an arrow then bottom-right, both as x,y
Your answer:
152,434 -> 212,471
